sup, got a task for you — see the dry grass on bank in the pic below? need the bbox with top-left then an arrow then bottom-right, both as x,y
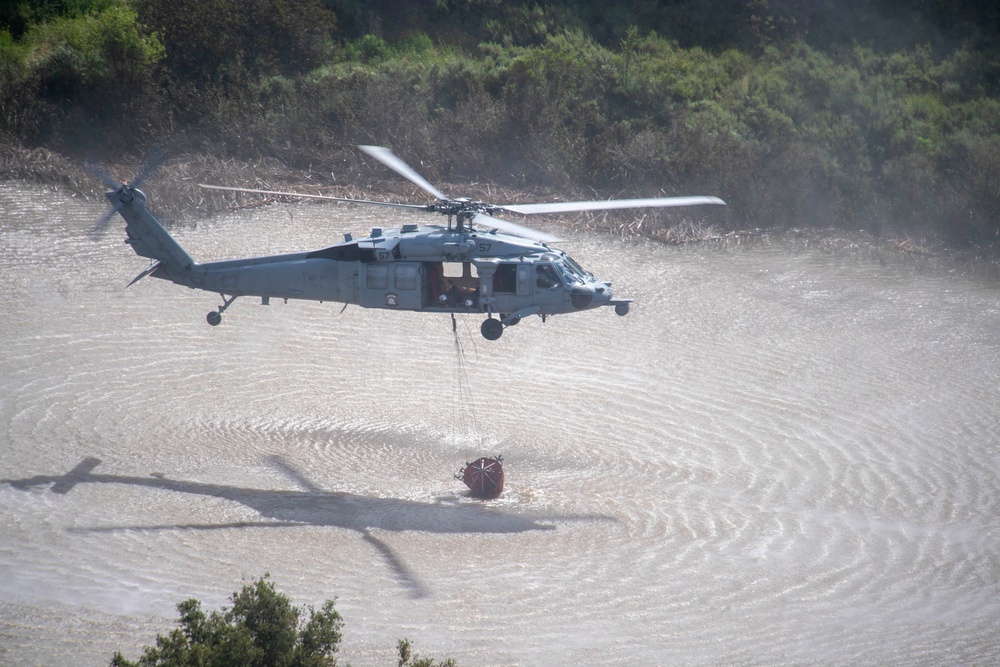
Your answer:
3,142 -> 998,281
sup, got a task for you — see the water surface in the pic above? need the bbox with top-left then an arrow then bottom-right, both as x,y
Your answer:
2,182 -> 999,665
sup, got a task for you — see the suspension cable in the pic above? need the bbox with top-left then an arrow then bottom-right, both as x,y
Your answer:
451,315 -> 482,444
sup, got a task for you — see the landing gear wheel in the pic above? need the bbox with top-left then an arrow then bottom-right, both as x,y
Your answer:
208,294 -> 238,326
481,318 -> 503,341
615,302 -> 630,316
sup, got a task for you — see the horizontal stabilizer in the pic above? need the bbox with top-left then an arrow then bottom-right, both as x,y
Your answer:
127,261 -> 161,287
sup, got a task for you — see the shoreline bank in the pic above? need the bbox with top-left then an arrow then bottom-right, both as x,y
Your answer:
3,143 -> 997,284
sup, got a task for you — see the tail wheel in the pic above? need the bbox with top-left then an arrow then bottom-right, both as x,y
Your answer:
206,294 -> 238,326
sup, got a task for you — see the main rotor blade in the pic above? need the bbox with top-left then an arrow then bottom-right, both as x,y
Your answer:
197,184 -> 428,210
501,195 -> 727,215
471,212 -> 561,244
358,145 -> 449,201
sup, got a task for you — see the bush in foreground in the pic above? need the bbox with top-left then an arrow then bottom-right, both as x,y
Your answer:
110,575 -> 454,667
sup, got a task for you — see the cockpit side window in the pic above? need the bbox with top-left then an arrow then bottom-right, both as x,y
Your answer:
535,263 -> 561,289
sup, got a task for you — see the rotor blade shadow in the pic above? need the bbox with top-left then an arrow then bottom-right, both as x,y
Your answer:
66,521 -> 302,533
362,529 -> 431,600
2,459 -> 567,535
267,455 -> 326,494
65,519 -> 432,600
3,458 -> 616,598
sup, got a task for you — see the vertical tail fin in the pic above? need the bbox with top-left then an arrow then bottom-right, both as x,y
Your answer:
107,187 -> 195,270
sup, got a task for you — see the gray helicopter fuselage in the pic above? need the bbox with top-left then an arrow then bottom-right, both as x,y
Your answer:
112,188 -> 624,322
95,142 -> 734,338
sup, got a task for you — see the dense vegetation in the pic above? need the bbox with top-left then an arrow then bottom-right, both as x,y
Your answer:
108,575 -> 454,666
2,0 -> 999,247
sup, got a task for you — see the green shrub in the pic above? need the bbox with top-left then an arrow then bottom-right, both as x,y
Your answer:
0,2 -> 163,144
4,1 -> 1000,247
109,575 -> 343,667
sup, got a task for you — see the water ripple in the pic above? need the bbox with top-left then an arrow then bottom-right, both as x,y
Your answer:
2,184 -> 1000,665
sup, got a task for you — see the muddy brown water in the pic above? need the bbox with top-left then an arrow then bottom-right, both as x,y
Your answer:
2,182 -> 1000,666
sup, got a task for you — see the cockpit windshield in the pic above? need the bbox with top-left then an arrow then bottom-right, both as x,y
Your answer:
556,263 -> 583,285
558,252 -> 592,282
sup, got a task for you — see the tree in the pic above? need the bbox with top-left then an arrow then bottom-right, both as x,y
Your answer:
109,575 -> 344,667
397,638 -> 458,667
133,0 -> 336,83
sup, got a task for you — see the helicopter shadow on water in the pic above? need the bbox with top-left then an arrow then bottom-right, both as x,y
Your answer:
3,457 -> 614,599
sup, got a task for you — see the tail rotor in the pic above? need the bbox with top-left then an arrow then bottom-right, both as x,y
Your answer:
85,147 -> 167,237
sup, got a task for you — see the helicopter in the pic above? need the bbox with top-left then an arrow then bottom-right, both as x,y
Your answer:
90,145 -> 725,340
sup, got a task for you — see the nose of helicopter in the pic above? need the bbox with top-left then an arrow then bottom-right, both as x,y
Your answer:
571,281 -> 614,310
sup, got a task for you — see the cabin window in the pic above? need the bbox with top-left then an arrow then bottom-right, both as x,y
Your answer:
395,265 -> 418,290
442,262 -> 478,279
366,265 -> 388,289
441,262 -> 479,303
494,263 -> 518,293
